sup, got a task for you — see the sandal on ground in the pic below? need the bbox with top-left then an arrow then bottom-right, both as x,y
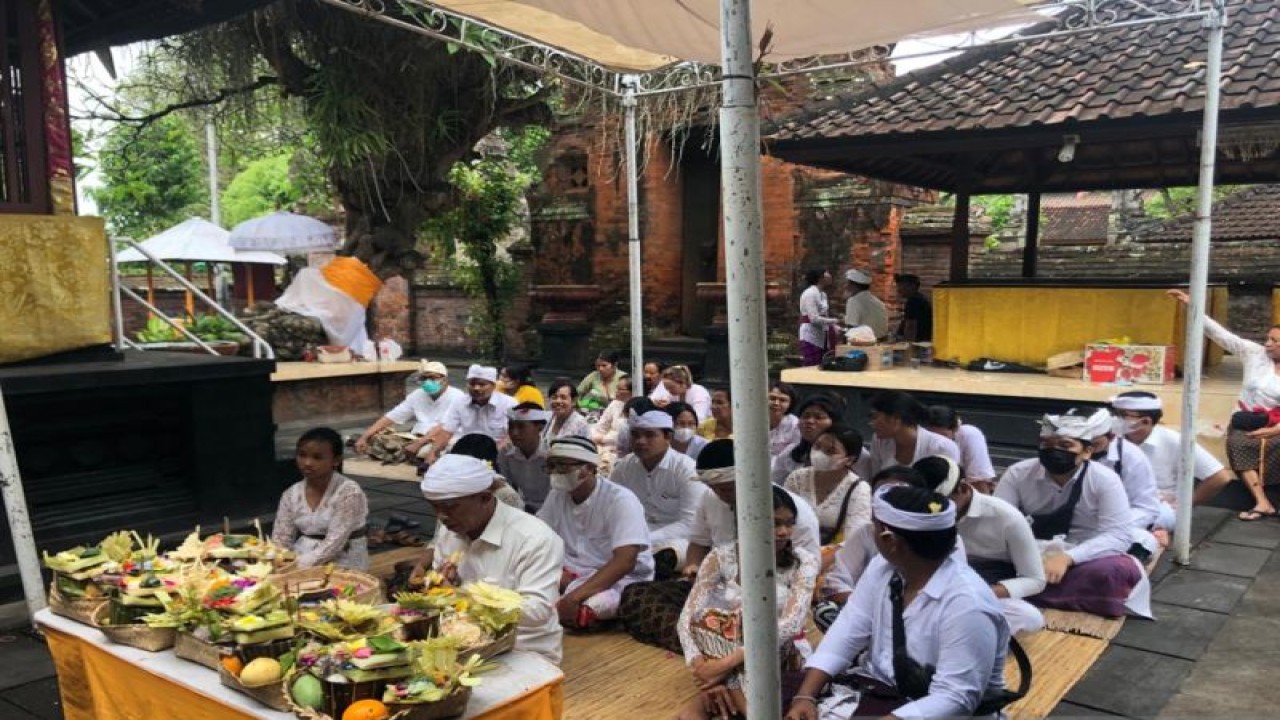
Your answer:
1237,508 -> 1278,522
366,526 -> 390,547
387,512 -> 421,529
388,530 -> 425,547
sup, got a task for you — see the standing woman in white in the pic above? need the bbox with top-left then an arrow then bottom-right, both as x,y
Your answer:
798,268 -> 840,367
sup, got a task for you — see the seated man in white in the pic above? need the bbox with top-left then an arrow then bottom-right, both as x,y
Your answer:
497,403 -> 552,512
354,359 -> 464,457
422,453 -> 565,663
914,455 -> 1046,636
1111,391 -> 1234,522
537,436 -> 654,630
1067,409 -> 1165,542
609,399 -> 707,571
996,412 -> 1150,619
414,364 -> 517,462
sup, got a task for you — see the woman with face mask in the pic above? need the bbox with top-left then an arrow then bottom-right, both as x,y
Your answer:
771,394 -> 846,486
784,425 -> 871,550
994,412 -> 1148,619
668,401 -> 708,461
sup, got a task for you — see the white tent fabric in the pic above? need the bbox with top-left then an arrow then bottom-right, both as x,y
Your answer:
228,211 -> 339,254
430,0 -> 1035,69
115,218 -> 287,265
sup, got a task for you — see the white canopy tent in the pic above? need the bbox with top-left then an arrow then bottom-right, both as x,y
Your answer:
305,3 -> 1230,716
2,4 -> 1227,713
115,217 -> 287,266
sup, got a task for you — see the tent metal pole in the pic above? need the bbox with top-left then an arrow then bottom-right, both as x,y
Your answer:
0,383 -> 48,626
718,1 -> 779,717
1175,1 -> 1226,566
623,75 -> 644,376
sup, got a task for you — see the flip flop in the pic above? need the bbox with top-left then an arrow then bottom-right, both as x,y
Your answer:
1237,509 -> 1278,522
387,513 -> 421,529
389,531 -> 425,547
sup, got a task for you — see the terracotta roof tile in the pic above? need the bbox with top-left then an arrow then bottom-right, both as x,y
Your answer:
1144,185 -> 1280,242
771,0 -> 1280,143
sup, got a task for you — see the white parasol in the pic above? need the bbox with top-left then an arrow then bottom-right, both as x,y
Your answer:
228,211 -> 339,254
115,217 -> 286,265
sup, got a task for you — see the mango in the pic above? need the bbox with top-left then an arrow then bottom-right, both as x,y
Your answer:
291,673 -> 324,710
238,657 -> 282,687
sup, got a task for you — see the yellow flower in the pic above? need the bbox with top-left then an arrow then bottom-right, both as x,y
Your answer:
928,501 -> 942,514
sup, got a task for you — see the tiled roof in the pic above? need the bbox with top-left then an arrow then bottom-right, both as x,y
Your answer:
1043,206 -> 1110,244
1143,184 -> 1280,242
770,0 -> 1280,143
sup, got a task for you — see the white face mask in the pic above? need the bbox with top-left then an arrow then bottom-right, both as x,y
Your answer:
809,449 -> 845,472
549,471 -> 582,492
673,427 -> 696,443
1112,417 -> 1141,436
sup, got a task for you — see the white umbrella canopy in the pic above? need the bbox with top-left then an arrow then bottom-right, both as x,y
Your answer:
228,211 -> 339,254
116,217 -> 287,265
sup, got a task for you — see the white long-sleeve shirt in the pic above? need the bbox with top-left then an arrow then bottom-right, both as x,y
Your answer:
431,501 -> 565,664
1203,316 -> 1280,409
868,426 -> 961,478
996,459 -> 1132,565
1093,437 -> 1163,530
1138,425 -> 1225,498
609,448 -> 704,545
844,290 -> 888,338
954,424 -> 996,482
957,492 -> 1047,599
807,555 -> 1008,720
799,285 -> 837,347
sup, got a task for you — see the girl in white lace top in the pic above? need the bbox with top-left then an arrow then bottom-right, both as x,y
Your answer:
271,428 -> 369,570
674,486 -> 819,720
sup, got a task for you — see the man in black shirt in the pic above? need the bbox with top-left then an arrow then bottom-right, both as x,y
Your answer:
894,273 -> 933,342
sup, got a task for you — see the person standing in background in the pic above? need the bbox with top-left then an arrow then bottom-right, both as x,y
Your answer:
798,268 -> 840,367
843,268 -> 888,340
894,273 -> 933,342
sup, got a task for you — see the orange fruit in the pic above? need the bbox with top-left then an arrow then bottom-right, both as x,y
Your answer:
220,654 -> 244,677
342,699 -> 390,720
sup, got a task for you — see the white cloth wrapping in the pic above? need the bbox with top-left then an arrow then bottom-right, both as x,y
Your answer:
274,267 -> 369,348
467,364 -> 499,382
629,408 -> 674,430
1039,408 -> 1113,441
422,454 -> 494,500
872,483 -> 956,530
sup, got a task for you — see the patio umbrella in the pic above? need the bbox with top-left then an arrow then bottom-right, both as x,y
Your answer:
116,217 -> 288,311
228,211 -> 339,254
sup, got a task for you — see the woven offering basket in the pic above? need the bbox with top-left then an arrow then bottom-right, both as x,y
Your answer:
219,664 -> 291,712
269,567 -> 384,605
48,584 -> 109,626
460,626 -> 516,662
91,603 -> 176,652
174,630 -> 227,670
285,669 -> 407,720
388,686 -> 473,720
234,637 -> 298,664
393,614 -> 440,642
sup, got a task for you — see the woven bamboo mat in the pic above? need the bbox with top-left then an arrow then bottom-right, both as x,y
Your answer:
345,457 -> 421,482
561,632 -> 698,719
1005,630 -> 1108,719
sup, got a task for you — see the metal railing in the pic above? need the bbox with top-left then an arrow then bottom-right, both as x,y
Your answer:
110,238 -> 275,360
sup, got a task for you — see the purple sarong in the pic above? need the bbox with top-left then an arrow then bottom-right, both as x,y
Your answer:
1028,555 -> 1141,618
800,340 -> 825,367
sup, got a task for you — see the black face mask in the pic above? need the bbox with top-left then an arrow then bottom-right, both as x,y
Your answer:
1038,447 -> 1080,475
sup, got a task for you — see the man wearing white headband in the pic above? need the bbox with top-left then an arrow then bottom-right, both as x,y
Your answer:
536,437 -> 653,630
995,413 -> 1146,619
356,359 -> 465,459
421,453 -> 565,663
416,363 -> 517,462
788,484 -> 1008,720
1110,391 -> 1235,520
497,402 -> 552,512
609,399 -> 705,570
914,456 -> 1046,636
1049,409 -> 1164,535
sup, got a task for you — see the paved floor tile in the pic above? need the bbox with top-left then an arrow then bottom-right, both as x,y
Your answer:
1208,519 -> 1280,550
1189,506 -> 1233,546
1198,615 -> 1280,657
0,678 -> 61,720
1065,646 -> 1193,718
1113,603 -> 1227,660
1159,652 -> 1280,718
1234,573 -> 1280,618
0,634 -> 55,692
1187,542 -> 1272,578
1151,569 -> 1251,614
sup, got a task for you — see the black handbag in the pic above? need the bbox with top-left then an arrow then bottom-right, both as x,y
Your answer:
822,351 -> 868,372
1230,411 -> 1269,432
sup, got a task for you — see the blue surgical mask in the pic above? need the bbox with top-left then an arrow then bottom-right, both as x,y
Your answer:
422,380 -> 443,394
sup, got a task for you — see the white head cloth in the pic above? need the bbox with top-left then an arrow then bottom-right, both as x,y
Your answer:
508,406 -> 550,423
926,455 -> 962,497
845,268 -> 872,285
872,483 -> 955,531
421,453 -> 493,500
1110,393 -> 1162,411
1039,408 -> 1113,441
697,467 -> 736,486
467,364 -> 498,383
420,360 -> 448,377
548,436 -> 600,466
629,408 -> 674,430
